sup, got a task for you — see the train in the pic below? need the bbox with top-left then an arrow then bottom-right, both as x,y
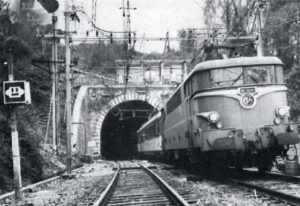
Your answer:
137,56 -> 300,172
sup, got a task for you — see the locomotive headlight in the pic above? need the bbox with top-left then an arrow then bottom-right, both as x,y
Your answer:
287,125 -> 294,132
216,121 -> 223,129
276,106 -> 289,118
208,112 -> 220,123
274,118 -> 281,125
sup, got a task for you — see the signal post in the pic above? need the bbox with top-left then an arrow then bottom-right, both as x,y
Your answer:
8,52 -> 22,202
65,0 -> 73,176
3,51 -> 31,202
51,13 -> 58,152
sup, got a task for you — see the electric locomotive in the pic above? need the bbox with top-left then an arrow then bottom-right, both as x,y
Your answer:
137,56 -> 300,171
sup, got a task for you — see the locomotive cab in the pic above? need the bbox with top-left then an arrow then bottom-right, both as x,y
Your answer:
187,56 -> 300,169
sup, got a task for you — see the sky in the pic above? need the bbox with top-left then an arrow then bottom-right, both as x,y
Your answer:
10,0 -> 206,52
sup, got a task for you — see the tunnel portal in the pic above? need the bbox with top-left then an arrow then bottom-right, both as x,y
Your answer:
101,100 -> 154,160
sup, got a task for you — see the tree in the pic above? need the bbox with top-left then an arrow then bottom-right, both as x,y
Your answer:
204,0 -> 257,35
178,29 -> 195,54
264,1 -> 300,70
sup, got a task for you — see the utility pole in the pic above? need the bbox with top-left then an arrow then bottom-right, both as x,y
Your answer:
65,0 -> 72,175
8,51 -> 22,202
257,0 -> 269,57
120,0 -> 136,46
92,0 -> 98,24
257,7 -> 264,57
120,0 -> 126,43
51,13 -> 58,152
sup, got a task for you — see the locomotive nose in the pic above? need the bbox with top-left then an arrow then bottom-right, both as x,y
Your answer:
250,125 -> 300,150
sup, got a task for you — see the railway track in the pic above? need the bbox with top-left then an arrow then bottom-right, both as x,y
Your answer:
224,169 -> 300,206
152,162 -> 300,205
77,173 -> 115,206
93,161 -> 190,206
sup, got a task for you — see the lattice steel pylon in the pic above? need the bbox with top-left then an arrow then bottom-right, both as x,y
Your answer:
120,0 -> 136,46
163,31 -> 170,56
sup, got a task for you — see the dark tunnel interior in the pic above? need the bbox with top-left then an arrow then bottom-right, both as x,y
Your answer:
101,100 -> 154,160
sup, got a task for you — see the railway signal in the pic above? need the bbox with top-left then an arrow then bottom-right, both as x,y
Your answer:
37,0 -> 59,13
38,0 -> 59,13
3,81 -> 31,104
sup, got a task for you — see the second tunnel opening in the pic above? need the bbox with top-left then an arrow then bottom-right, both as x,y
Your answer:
101,100 -> 154,160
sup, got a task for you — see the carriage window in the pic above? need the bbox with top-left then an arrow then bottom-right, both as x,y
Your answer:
210,67 -> 243,88
244,66 -> 276,84
276,66 -> 284,83
167,90 -> 181,114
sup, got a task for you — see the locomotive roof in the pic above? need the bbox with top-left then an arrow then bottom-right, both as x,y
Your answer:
193,56 -> 283,73
146,56 -> 284,122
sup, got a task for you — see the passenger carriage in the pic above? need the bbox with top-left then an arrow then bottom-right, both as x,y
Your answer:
137,112 -> 163,158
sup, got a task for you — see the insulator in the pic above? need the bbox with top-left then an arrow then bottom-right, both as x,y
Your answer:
128,32 -> 131,44
110,32 -> 113,44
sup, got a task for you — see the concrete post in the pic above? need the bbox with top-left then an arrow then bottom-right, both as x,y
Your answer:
141,61 -> 145,84
181,61 -> 188,80
8,51 -> 22,202
65,0 -> 72,175
159,61 -> 163,84
123,63 -> 126,84
51,14 -> 58,152
257,9 -> 264,57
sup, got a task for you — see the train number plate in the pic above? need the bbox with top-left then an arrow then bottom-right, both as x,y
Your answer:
240,87 -> 255,93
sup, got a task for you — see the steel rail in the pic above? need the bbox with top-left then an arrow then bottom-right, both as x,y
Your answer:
229,168 -> 300,184
92,164 -> 120,206
0,164 -> 83,204
227,178 -> 300,206
0,175 -> 61,204
140,164 -> 190,206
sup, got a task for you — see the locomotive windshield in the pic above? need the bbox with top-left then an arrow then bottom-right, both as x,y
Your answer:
210,65 -> 283,88
244,66 -> 276,84
211,67 -> 243,87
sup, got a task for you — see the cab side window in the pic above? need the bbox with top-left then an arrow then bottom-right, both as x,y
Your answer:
275,65 -> 284,83
184,71 -> 209,97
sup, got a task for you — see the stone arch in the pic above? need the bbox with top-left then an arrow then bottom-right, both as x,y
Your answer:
89,91 -> 163,155
71,86 -> 89,154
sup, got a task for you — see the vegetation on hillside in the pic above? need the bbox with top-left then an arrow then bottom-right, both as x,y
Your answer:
0,1 -> 64,193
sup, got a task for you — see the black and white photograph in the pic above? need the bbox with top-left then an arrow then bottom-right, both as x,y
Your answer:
1,0 -> 300,205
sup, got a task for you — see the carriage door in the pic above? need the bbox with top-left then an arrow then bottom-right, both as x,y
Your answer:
185,79 -> 194,149
160,109 -> 166,151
